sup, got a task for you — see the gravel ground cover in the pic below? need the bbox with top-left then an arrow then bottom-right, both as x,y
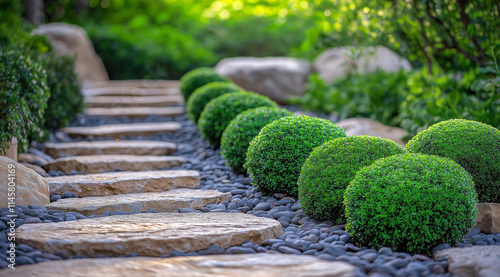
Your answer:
3,111 -> 500,276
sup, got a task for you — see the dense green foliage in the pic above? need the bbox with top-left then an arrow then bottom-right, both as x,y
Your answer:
186,82 -> 242,124
221,107 -> 293,173
42,54 -> 84,130
245,116 -> 346,196
0,49 -> 49,153
344,154 -> 478,254
298,136 -> 404,224
198,91 -> 276,147
180,68 -> 230,103
406,119 -> 500,203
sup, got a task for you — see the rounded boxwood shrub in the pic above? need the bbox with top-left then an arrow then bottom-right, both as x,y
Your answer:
198,91 -> 276,148
406,119 -> 500,203
221,107 -> 293,173
245,116 -> 346,196
344,153 -> 478,254
186,82 -> 242,124
179,67 -> 230,103
298,136 -> 405,224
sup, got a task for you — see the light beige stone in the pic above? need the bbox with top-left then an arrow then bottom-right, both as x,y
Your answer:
0,137 -> 17,162
85,80 -> 179,89
475,203 -> 500,234
434,246 -> 500,277
1,254 -> 358,277
215,57 -> 312,104
44,140 -> 176,158
62,122 -> 181,139
42,155 -> 184,174
0,157 -> 49,208
32,23 -> 109,83
45,189 -> 230,215
82,87 -> 179,97
85,95 -> 183,108
334,118 -> 408,146
18,153 -> 48,166
19,163 -> 48,177
16,213 -> 283,257
48,170 -> 200,197
314,46 -> 412,84
84,107 -> 184,118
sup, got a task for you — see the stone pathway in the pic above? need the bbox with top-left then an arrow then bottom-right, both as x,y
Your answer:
85,79 -> 179,89
85,95 -> 183,108
84,107 -> 184,118
62,122 -> 181,139
82,87 -> 179,97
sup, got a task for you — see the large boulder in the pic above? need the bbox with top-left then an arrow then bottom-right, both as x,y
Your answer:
0,156 -> 50,208
215,57 -> 312,104
32,22 -> 109,84
434,246 -> 500,277
314,46 -> 411,84
475,203 -> 500,234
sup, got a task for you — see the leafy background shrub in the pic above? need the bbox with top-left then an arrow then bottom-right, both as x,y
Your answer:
179,68 -> 230,103
198,91 -> 276,147
186,82 -> 242,124
298,135 -> 405,224
245,115 -> 346,196
406,119 -> 500,203
221,107 -> 293,173
344,153 -> 478,255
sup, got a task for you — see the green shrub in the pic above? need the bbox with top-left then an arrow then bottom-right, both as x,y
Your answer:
221,107 -> 293,174
0,49 -> 49,153
42,54 -> 84,130
245,116 -> 346,196
298,136 -> 405,224
186,82 -> 242,124
406,119 -> 500,203
198,91 -> 276,148
344,153 -> 478,254
179,68 -> 230,103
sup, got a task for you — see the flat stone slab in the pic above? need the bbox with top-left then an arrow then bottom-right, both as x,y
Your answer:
16,213 -> 283,257
44,140 -> 176,158
85,80 -> 179,89
85,95 -> 183,108
434,246 -> 500,277
48,170 -> 200,197
84,107 -> 184,118
62,122 -> 181,139
43,155 -> 184,174
82,87 -> 180,97
475,203 -> 500,234
45,189 -> 230,215
2,254 -> 357,277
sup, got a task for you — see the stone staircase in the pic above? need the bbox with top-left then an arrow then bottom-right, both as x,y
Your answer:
1,80 -> 360,276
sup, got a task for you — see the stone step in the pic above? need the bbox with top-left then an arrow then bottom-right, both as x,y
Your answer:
434,246 -> 500,277
48,170 -> 200,197
85,95 -> 183,108
85,80 -> 179,89
42,155 -> 184,175
62,122 -> 181,139
16,213 -> 283,258
83,87 -> 180,97
84,107 -> 184,118
43,140 -> 176,158
3,254 -> 357,277
45,189 -> 230,215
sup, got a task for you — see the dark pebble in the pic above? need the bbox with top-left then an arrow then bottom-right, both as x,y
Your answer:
226,246 -> 256,254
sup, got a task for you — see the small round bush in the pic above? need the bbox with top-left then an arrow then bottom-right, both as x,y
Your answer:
298,136 -> 405,224
179,67 -> 230,102
406,119 -> 500,203
221,107 -> 293,173
198,92 -> 276,148
344,153 -> 478,254
245,116 -> 346,196
186,82 -> 242,124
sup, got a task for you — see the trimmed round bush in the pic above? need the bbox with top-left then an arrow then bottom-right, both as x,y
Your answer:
298,136 -> 405,224
186,82 -> 242,124
344,153 -> 478,254
179,67 -> 230,102
198,92 -> 276,148
406,119 -> 500,203
245,116 -> 346,196
221,107 -> 293,173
